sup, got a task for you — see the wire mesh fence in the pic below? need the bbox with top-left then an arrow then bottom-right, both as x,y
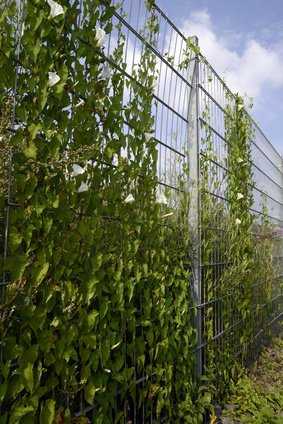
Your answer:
0,0 -> 283,421
107,0 -> 283,381
197,52 -> 283,373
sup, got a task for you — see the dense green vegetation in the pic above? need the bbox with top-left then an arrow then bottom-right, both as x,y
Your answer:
221,335 -> 283,423
0,1 -> 281,422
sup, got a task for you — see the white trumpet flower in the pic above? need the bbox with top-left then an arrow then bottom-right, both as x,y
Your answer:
112,154 -> 119,167
124,194 -> 135,203
74,99 -> 85,108
47,0 -> 64,18
71,164 -> 85,177
237,192 -> 244,200
145,132 -> 154,142
48,71 -> 60,87
235,218 -> 241,225
78,182 -> 89,193
156,192 -> 168,205
95,27 -> 106,47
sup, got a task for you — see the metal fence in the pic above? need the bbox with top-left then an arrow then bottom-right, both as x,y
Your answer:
197,54 -> 283,373
108,0 -> 283,378
1,0 -> 283,420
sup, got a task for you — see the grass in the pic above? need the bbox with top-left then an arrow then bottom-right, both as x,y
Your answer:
221,331 -> 283,423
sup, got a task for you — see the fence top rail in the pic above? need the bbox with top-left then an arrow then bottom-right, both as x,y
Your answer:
154,1 -> 283,162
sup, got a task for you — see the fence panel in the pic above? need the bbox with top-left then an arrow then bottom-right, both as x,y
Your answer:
109,0 -> 283,382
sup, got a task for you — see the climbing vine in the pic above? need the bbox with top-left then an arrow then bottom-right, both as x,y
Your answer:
0,0 -> 201,423
0,1 -> 282,423
200,91 -> 282,413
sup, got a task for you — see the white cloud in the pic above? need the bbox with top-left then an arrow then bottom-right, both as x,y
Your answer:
181,10 -> 283,99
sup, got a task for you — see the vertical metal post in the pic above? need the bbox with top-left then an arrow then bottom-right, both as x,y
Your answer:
2,1 -> 24,288
187,37 -> 202,377
0,4 -> 24,413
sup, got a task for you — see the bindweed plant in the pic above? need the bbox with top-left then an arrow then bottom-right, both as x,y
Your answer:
0,0 -> 201,422
0,1 -> 282,423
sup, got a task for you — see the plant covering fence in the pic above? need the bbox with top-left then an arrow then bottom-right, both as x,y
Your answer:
0,0 -> 283,423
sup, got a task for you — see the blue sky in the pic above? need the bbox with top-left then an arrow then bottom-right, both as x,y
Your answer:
158,0 -> 283,153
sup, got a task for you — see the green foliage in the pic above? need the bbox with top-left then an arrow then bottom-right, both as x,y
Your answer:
0,1 -> 281,422
0,0 -> 201,422
200,92 -> 282,404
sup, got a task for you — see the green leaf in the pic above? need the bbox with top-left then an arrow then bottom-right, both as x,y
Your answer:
43,217 -> 53,234
22,362 -> 34,393
5,254 -> 28,280
54,64 -> 68,95
52,195 -> 59,209
39,84 -> 48,111
113,353 -> 124,373
23,345 -> 39,365
105,146 -> 115,160
31,38 -> 41,62
10,405 -> 34,424
1,361 -> 11,380
87,310 -> 99,328
9,228 -> 23,253
23,141 -> 37,159
33,12 -> 44,31
92,253 -> 103,271
32,260 -> 49,285
0,382 -> 7,402
6,375 -> 24,399
85,382 -> 100,405
84,277 -> 99,303
28,123 -> 41,140
40,399 -> 56,424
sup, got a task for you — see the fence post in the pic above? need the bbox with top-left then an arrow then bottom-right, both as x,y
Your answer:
187,36 -> 202,377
